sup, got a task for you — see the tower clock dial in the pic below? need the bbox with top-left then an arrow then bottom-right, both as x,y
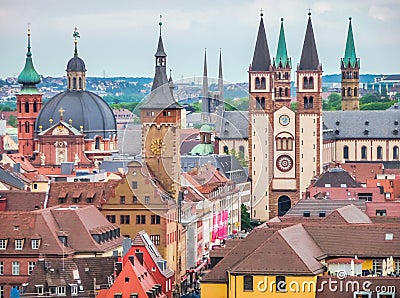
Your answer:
276,155 -> 293,172
150,138 -> 165,155
279,114 -> 290,126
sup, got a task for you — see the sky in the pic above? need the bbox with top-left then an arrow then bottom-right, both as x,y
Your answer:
1,0 -> 399,83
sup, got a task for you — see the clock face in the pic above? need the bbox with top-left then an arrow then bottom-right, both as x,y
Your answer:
150,138 -> 166,155
279,114 -> 290,126
276,155 -> 293,172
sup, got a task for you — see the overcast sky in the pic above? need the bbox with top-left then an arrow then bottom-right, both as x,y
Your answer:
1,0 -> 399,82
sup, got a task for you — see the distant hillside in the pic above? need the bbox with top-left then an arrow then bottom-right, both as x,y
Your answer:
323,74 -> 380,84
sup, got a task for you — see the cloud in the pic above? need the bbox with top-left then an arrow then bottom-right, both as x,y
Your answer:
312,2 -> 332,14
368,5 -> 395,21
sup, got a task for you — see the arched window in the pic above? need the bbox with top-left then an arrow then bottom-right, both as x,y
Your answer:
33,102 -> 37,113
19,122 -> 22,133
278,72 -> 281,80
303,77 -> 308,89
95,137 -> 101,150
304,97 -> 309,108
354,87 -> 358,97
79,77 -> 82,89
342,87 -> 345,96
73,78 -> 77,89
343,146 -> 349,159
25,102 -> 29,113
287,138 -> 293,150
309,77 -> 314,89
261,77 -> 266,89
347,87 -> 352,96
278,87 -> 283,97
284,72 -> 289,80
255,77 -> 261,89
361,146 -> 367,159
260,97 -> 265,109
276,138 -> 282,150
377,146 -> 383,159
25,121 -> 30,133
309,96 -> 314,108
223,146 -> 229,154
354,71 -> 358,79
285,88 -> 289,96
255,97 -> 261,110
18,103 -> 21,113
342,72 -> 345,79
393,146 -> 399,160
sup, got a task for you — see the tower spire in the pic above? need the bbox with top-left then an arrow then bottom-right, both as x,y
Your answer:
299,12 -> 320,70
18,24 -> 41,92
218,49 -> 224,102
202,48 -> 208,98
343,17 -> 357,67
251,12 -> 271,71
73,27 -> 80,57
275,18 -> 290,68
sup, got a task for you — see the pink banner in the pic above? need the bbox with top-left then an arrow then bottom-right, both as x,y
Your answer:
218,212 -> 223,239
212,214 -> 218,242
223,210 -> 228,239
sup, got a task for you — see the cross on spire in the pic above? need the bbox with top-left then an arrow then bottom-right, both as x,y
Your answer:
308,8 -> 312,16
260,8 -> 264,17
159,15 -> 163,36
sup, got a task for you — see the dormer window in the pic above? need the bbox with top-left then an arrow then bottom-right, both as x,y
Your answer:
58,236 -> 68,247
31,239 -> 40,249
365,120 -> 369,125
15,239 -> 23,250
364,129 -> 369,135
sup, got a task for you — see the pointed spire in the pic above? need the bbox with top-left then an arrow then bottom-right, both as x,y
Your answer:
218,49 -> 224,101
140,16 -> 180,110
275,18 -> 290,68
18,24 -> 41,92
73,27 -> 80,57
299,12 -> 320,70
251,12 -> 272,71
155,15 -> 167,57
168,68 -> 175,92
343,17 -> 357,67
202,48 -> 208,98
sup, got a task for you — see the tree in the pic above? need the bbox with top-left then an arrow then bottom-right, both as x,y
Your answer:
240,203 -> 252,231
7,115 -> 17,127
323,93 -> 341,110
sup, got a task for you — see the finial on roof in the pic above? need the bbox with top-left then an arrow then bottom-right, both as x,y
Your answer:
27,23 -> 32,57
73,27 -> 80,57
59,107 -> 65,121
260,8 -> 264,17
159,15 -> 162,36
349,16 -> 352,21
281,17 -> 284,22
308,9 -> 312,16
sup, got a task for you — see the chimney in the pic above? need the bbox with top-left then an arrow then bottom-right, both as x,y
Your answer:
135,251 -> 144,266
128,256 -> 134,266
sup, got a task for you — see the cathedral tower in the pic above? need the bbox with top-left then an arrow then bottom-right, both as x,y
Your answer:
341,17 -> 360,110
140,20 -> 182,200
296,12 -> 323,195
248,12 -> 274,220
16,25 -> 42,157
273,18 -> 292,109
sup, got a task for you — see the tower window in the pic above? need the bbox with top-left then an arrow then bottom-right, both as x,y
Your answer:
309,77 -> 314,89
79,77 -> 82,89
393,146 -> 399,160
304,97 -> 313,109
261,77 -> 266,89
95,137 -> 101,150
342,87 -> 345,96
255,77 -> 261,89
25,102 -> 29,113
347,87 -> 352,96
33,102 -> 37,113
25,121 -> 30,133
354,87 -> 358,97
278,87 -> 283,97
285,88 -> 289,96
73,78 -> 77,89
303,76 -> 308,89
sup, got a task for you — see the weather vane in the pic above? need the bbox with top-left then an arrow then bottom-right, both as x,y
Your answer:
73,27 -> 80,40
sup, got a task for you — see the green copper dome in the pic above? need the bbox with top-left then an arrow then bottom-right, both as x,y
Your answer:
200,124 -> 212,133
18,29 -> 41,93
190,143 -> 214,156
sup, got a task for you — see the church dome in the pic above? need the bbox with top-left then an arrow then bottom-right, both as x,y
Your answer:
35,90 -> 116,139
66,56 -> 86,72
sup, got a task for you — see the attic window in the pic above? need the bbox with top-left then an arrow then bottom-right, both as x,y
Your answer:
303,211 -> 310,217
395,120 -> 399,125
340,184 -> 347,188
385,233 -> 393,240
324,184 -> 331,188
335,129 -> 340,135
336,120 -> 340,126
319,211 -> 326,217
365,120 -> 369,125
393,129 -> 398,135
364,129 -> 369,135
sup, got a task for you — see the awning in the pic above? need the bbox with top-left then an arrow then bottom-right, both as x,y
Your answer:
186,260 -> 208,274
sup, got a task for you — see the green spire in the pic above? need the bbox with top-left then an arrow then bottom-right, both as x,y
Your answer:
18,25 -> 41,93
275,18 -> 290,68
343,17 -> 357,68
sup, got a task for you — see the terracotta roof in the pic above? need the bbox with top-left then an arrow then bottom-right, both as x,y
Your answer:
202,227 -> 277,283
323,205 -> 372,224
326,257 -> 364,264
7,153 -> 37,172
285,199 -> 366,217
0,190 -> 46,211
340,163 -> 384,184
26,257 -> 117,294
231,224 -> 325,275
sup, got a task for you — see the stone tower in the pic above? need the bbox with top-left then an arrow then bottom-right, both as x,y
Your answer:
140,20 -> 182,200
16,26 -> 42,157
341,17 -> 360,110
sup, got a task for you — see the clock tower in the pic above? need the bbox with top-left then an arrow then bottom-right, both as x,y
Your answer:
140,20 -> 182,200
